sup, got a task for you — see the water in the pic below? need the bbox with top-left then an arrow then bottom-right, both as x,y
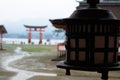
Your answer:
3,38 -> 64,45
2,47 -> 57,80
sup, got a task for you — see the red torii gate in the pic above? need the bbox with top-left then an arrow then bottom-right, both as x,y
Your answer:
24,25 -> 47,44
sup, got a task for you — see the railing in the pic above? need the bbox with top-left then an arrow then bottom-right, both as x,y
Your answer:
57,43 -> 66,57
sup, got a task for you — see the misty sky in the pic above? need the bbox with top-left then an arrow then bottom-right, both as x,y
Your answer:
0,0 -> 82,34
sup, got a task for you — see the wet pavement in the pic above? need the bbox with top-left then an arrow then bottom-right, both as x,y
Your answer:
0,47 -> 120,80
1,47 -> 57,80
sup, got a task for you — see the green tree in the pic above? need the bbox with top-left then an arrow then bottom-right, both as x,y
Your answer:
53,29 -> 65,38
53,29 -> 64,36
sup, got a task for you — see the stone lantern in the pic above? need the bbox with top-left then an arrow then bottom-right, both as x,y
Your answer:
50,0 -> 120,80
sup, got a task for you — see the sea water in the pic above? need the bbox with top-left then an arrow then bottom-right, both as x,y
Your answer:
3,38 -> 64,45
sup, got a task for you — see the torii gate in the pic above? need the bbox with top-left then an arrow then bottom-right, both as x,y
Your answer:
24,25 -> 47,44
0,25 -> 7,50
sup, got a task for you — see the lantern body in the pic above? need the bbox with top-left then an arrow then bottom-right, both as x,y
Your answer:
50,8 -> 120,67
64,20 -> 119,67
62,8 -> 120,67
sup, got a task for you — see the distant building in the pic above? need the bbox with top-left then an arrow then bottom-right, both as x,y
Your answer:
0,25 -> 7,50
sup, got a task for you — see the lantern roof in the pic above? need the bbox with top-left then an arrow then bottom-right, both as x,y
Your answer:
24,25 -> 47,28
69,9 -> 116,20
49,19 -> 66,30
0,25 -> 7,34
77,1 -> 120,19
63,0 -> 119,21
50,0 -> 120,29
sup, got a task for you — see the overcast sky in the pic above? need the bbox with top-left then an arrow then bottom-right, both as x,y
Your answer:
0,0 -> 82,33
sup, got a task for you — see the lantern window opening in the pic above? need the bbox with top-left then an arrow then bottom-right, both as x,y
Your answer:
102,25 -> 106,33
84,24 -> 88,32
76,24 -> 79,32
68,24 -> 72,33
72,24 -> 76,32
70,51 -> 76,61
70,38 -> 76,48
95,36 -> 105,48
83,24 -> 86,32
94,52 -> 104,64
109,36 -> 115,48
79,39 -> 86,48
78,25 -> 82,32
79,52 -> 86,61
108,52 -> 114,63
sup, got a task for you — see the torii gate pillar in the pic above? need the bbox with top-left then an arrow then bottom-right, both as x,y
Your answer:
28,28 -> 32,44
39,29 -> 44,44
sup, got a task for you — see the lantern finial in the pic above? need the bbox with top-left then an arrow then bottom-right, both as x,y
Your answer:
87,0 -> 99,8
